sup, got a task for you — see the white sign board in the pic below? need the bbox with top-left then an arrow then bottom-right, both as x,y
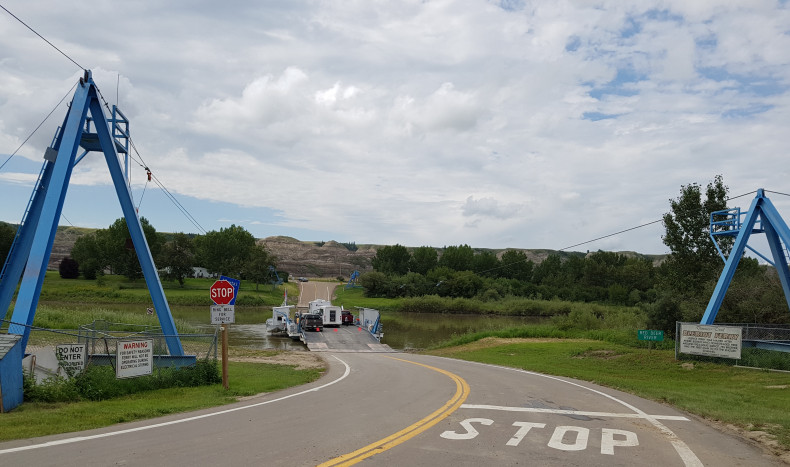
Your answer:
211,304 -> 235,324
55,343 -> 87,376
679,324 -> 742,359
116,338 -> 154,379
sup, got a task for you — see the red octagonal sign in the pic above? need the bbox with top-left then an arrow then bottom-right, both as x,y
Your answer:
210,280 -> 235,305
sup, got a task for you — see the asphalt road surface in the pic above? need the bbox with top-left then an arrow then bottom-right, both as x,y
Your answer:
297,281 -> 336,307
0,352 -> 781,466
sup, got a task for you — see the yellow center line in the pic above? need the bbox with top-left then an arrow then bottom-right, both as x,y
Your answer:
317,356 -> 471,467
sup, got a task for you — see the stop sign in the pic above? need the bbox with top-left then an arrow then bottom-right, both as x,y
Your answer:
210,280 -> 235,305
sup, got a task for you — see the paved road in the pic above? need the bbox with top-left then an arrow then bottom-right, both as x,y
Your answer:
297,281 -> 336,307
0,353 -> 780,466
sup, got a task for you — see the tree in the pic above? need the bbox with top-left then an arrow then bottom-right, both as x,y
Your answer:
70,232 -> 104,280
371,244 -> 410,275
58,257 -> 80,279
358,271 -> 392,297
472,251 -> 500,277
438,244 -> 474,271
0,222 -> 15,265
103,217 -> 164,280
409,246 -> 438,275
499,250 -> 533,282
532,254 -> 562,286
661,175 -> 729,293
194,225 -> 256,277
244,244 -> 276,291
159,233 -> 195,287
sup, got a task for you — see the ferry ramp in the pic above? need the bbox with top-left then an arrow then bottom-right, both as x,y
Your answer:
301,326 -> 394,352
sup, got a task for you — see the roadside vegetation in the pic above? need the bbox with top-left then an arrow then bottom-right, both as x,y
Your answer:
1,357 -> 323,442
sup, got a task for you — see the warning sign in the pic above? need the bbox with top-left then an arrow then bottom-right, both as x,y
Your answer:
56,344 -> 87,376
116,338 -> 154,379
679,324 -> 742,359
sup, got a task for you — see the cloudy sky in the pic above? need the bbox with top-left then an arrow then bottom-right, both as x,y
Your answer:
1,1 -> 789,255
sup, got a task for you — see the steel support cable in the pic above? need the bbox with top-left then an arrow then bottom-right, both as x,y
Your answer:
0,4 -> 86,71
476,190 -> 760,276
92,84 -> 207,234
126,135 -> 207,234
557,219 -> 664,252
765,190 -> 790,198
0,82 -> 78,172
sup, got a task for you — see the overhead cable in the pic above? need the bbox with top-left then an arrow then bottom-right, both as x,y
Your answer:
0,82 -> 78,172
0,4 -> 85,71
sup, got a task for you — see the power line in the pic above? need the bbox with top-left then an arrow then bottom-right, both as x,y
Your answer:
0,3 -> 85,71
0,81 -> 77,172
558,219 -> 664,252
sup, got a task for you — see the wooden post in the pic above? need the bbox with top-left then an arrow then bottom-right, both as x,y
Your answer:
221,325 -> 229,389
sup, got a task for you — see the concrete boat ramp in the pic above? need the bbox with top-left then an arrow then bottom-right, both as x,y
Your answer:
301,326 -> 394,352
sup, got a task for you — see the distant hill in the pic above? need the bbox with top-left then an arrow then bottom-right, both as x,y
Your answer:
27,228 -> 665,276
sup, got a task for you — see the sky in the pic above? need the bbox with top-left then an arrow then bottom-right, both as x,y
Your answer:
1,1 -> 789,256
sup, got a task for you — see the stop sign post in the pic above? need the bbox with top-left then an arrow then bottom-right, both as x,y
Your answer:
210,279 -> 236,390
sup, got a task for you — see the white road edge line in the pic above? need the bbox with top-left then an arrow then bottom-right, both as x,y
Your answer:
0,355 -> 351,455
447,359 -> 704,467
460,404 -> 689,421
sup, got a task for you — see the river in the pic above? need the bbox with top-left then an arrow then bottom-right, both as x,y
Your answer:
46,304 -> 543,351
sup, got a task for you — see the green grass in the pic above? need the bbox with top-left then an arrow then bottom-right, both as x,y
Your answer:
333,286 -> 403,310
0,359 -> 324,441
25,271 -> 299,307
427,339 -> 790,450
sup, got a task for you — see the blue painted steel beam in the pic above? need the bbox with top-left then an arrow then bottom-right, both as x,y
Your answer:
87,90 -> 184,356
700,194 -> 762,325
8,79 -> 91,348
0,162 -> 53,318
754,197 -> 790,308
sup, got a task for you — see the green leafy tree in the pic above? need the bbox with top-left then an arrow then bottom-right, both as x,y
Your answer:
58,257 -> 80,279
661,175 -> 729,294
70,232 -> 104,280
499,250 -> 533,282
194,225 -> 256,277
472,251 -> 500,277
0,222 -> 15,265
371,244 -> 411,275
160,233 -> 195,287
359,271 -> 392,297
104,217 -> 163,280
438,244 -> 474,271
409,246 -> 438,275
244,244 -> 276,291
532,254 -> 562,286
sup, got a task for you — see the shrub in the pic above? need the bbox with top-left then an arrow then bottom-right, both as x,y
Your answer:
24,360 -> 220,403
59,257 -> 80,279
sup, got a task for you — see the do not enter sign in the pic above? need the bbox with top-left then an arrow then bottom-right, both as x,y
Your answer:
210,280 -> 235,305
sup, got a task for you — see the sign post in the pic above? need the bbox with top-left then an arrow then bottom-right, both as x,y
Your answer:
210,279 -> 236,389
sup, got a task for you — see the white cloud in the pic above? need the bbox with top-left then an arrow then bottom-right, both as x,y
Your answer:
1,1 -> 790,253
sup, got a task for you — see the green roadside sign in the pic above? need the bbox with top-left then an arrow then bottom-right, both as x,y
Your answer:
638,329 -> 664,341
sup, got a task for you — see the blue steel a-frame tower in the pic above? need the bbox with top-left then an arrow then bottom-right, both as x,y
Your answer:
702,189 -> 790,324
0,71 -> 184,356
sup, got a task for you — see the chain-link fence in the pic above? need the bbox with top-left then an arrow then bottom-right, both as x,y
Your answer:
675,322 -> 790,371
2,319 -> 218,381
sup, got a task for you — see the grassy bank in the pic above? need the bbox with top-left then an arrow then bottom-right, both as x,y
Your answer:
15,271 -> 300,308
0,354 -> 324,442
427,338 -> 790,453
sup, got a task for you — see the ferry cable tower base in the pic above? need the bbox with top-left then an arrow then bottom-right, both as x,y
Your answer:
703,189 -> 790,324
0,70 -> 185,356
